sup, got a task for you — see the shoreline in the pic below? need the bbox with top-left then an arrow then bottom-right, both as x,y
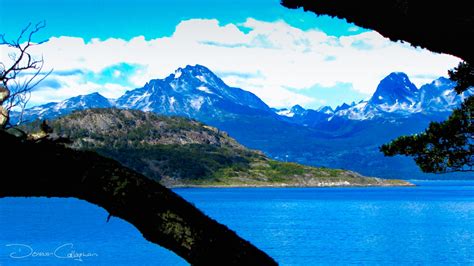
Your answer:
168,181 -> 415,189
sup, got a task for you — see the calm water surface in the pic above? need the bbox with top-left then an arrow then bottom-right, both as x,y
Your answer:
1,181 -> 474,265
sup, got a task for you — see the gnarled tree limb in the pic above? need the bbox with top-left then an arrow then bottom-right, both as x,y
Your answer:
0,131 -> 277,266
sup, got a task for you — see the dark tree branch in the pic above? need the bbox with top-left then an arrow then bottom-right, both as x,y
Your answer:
0,131 -> 277,265
448,61 -> 474,94
381,95 -> 473,173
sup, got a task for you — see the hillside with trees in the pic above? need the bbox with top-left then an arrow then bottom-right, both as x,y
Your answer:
24,108 -> 411,187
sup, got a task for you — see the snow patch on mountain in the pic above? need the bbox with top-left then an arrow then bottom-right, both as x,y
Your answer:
316,106 -> 334,115
196,75 -> 207,83
190,97 -> 204,110
197,86 -> 213,94
276,108 -> 294,117
174,69 -> 182,79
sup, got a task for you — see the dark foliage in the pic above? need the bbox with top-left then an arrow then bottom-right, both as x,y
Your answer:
381,96 -> 473,173
449,61 -> 474,94
96,144 -> 252,181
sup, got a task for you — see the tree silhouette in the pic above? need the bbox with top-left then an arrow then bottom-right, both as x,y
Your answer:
0,21 -> 51,129
449,61 -> 474,94
381,62 -> 473,173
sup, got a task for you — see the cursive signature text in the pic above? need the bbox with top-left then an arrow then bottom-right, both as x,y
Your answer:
6,243 -> 98,262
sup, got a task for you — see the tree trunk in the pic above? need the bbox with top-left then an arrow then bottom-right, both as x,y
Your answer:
0,85 -> 9,128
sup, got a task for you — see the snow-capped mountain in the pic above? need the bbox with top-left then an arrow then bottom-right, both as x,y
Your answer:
273,104 -> 310,118
317,106 -> 335,115
14,65 -> 473,180
289,105 -> 306,116
419,77 -> 470,112
17,65 -> 275,124
12,92 -> 112,124
369,72 -> 419,110
116,64 -> 272,120
334,102 -> 356,113
19,67 -> 469,125
333,72 -> 422,120
275,104 -> 335,127
272,72 -> 470,121
331,72 -> 471,120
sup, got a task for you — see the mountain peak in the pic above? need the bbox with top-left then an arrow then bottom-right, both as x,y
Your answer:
88,92 -> 102,96
381,72 -> 414,89
387,72 -> 409,79
12,91 -> 113,124
334,74 -> 466,120
116,64 -> 271,117
65,92 -> 110,105
291,104 -> 304,111
166,64 -> 225,90
167,64 -> 213,78
184,64 -> 211,72
180,64 -> 215,78
85,92 -> 107,99
334,102 -> 352,112
317,106 -> 334,114
290,104 -> 306,115
369,72 -> 418,107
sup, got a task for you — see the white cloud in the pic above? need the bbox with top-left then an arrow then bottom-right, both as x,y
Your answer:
0,18 -> 461,108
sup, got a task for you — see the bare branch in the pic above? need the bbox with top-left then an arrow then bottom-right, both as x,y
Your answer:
1,22 -> 49,129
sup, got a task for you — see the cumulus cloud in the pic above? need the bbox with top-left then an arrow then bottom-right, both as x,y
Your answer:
0,18 -> 461,108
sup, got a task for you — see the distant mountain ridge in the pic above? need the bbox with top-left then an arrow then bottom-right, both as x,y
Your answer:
281,73 -> 471,122
14,65 -> 473,180
18,65 -> 470,123
16,65 -> 275,124
14,92 -> 113,123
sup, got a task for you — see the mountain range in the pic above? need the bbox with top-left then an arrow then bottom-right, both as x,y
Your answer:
14,64 -> 473,180
275,73 -> 470,122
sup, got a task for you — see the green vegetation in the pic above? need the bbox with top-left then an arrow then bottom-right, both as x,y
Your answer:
382,62 -> 473,174
448,61 -> 474,94
381,96 -> 473,173
25,108 -> 411,187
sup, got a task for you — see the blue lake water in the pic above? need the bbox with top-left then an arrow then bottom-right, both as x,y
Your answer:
1,181 -> 474,265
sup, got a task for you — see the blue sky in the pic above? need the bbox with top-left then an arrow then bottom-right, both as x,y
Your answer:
0,0 -> 460,108
1,0 -> 364,41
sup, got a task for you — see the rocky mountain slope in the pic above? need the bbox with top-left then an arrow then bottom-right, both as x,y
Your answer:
26,108 -> 410,187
